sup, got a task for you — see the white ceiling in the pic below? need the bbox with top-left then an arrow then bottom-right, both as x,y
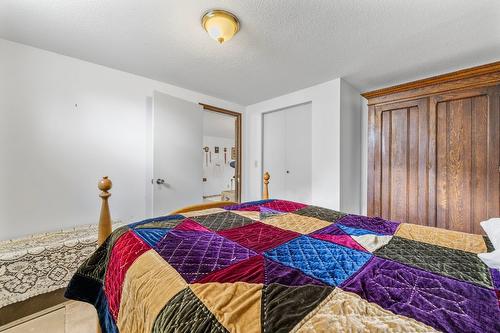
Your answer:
1,1 -> 499,105
203,110 -> 235,139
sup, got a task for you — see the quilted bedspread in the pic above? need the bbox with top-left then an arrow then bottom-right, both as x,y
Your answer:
65,199 -> 500,333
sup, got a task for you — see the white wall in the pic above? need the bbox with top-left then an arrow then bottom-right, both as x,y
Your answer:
340,80 -> 362,214
244,79 -> 362,213
0,39 -> 243,240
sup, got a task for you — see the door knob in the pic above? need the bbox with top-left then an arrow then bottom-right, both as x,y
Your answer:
156,178 -> 165,185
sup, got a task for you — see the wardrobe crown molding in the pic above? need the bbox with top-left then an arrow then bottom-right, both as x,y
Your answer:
362,61 -> 500,105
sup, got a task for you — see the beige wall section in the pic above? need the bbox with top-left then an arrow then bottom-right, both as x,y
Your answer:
0,38 -> 243,240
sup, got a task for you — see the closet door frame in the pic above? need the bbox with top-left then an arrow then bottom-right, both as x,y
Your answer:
262,102 -> 312,203
368,98 -> 429,224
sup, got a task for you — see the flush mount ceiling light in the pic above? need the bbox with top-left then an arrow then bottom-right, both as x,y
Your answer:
201,9 -> 240,44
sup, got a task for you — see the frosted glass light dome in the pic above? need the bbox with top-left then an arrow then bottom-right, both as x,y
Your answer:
202,10 -> 240,44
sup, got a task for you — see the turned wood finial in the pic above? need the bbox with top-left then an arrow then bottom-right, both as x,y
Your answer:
263,172 -> 270,200
97,176 -> 112,246
98,176 -> 112,196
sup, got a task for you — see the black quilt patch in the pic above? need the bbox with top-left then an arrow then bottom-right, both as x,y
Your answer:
152,288 -> 227,333
190,211 -> 256,231
134,216 -> 184,229
76,225 -> 129,281
375,236 -> 492,288
484,236 -> 495,252
293,205 -> 346,223
261,284 -> 333,333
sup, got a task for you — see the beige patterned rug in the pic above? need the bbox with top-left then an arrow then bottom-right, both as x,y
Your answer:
0,223 -> 121,308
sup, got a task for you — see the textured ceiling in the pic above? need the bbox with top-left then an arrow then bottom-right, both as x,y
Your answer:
1,0 -> 499,105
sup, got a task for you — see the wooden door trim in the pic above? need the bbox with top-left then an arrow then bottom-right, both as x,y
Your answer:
362,61 -> 500,106
375,99 -> 424,112
369,98 -> 429,221
488,86 -> 500,221
199,103 -> 242,202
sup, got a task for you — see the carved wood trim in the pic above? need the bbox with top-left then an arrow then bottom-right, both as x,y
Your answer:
362,61 -> 500,105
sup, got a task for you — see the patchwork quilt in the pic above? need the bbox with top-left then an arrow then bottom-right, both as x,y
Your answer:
65,199 -> 500,333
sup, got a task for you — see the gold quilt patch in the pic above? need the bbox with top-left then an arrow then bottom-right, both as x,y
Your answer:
291,289 -> 438,332
117,250 -> 187,333
262,214 -> 331,234
190,282 -> 263,333
396,223 -> 487,253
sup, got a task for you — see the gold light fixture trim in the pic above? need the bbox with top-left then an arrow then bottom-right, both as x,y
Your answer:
201,9 -> 240,44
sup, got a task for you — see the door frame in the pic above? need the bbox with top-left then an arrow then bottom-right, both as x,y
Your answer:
199,103 -> 242,202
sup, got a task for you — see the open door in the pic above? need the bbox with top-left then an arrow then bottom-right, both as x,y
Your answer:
153,91 -> 203,216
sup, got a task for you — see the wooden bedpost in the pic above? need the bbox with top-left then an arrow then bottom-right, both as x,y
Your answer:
97,176 -> 112,245
263,172 -> 270,200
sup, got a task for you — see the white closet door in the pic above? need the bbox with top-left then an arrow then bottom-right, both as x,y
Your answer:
153,91 -> 203,216
285,103 -> 312,203
263,103 -> 311,203
263,110 -> 286,199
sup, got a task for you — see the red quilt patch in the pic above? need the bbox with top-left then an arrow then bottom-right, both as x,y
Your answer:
104,230 -> 150,319
194,255 -> 264,284
261,200 -> 307,212
311,234 -> 367,252
218,222 -> 300,253
174,218 -> 211,232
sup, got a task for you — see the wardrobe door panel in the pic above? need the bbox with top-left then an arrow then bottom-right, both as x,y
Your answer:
434,87 -> 499,234
370,99 -> 429,225
366,64 -> 500,235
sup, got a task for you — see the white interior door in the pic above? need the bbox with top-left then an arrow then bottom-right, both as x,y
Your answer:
262,103 -> 312,203
263,110 -> 286,199
153,91 -> 203,216
285,103 -> 312,203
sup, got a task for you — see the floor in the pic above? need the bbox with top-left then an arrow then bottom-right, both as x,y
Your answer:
203,190 -> 236,203
1,301 -> 96,333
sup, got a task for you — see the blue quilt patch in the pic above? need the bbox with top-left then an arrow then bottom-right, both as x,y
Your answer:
264,235 -> 372,286
129,214 -> 184,228
134,228 -> 171,247
337,224 -> 383,236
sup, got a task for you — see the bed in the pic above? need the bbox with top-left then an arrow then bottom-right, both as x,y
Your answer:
65,173 -> 500,333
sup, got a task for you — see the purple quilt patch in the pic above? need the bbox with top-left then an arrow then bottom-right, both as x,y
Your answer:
264,257 -> 325,286
155,230 -> 256,282
491,269 -> 500,307
336,214 -> 399,235
312,223 -> 346,236
491,268 -> 500,289
342,257 -> 500,333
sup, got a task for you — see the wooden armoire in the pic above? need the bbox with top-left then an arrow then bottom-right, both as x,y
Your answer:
363,62 -> 500,234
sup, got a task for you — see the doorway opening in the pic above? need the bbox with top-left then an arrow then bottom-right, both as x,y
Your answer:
151,92 -> 242,216
200,103 -> 242,203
